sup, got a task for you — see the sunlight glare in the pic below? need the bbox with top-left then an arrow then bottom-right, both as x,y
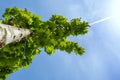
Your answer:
107,0 -> 120,36
110,0 -> 120,25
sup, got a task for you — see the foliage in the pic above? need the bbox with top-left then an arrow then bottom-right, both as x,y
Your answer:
0,7 -> 89,79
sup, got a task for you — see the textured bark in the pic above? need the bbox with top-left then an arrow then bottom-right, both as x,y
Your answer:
0,23 -> 32,49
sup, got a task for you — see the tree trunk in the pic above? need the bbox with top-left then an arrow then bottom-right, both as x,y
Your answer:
0,23 -> 31,49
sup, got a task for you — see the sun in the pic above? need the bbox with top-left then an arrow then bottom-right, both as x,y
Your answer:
105,0 -> 120,36
109,0 -> 120,24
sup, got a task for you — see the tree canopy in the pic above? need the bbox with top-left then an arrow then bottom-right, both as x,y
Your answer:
0,7 -> 89,80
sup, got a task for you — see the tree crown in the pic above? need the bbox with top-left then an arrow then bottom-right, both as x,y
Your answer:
0,7 -> 89,80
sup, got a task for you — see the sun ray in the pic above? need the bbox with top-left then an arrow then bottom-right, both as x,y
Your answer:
90,16 -> 112,26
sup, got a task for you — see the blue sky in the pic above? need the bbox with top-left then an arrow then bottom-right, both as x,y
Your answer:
0,0 -> 120,80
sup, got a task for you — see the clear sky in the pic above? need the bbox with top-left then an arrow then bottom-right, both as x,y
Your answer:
0,0 -> 120,80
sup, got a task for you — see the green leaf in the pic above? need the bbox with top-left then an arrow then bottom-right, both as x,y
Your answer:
0,7 -> 89,80
45,46 -> 55,55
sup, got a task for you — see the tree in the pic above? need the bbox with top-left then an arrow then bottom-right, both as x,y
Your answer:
0,23 -> 32,49
0,7 -> 89,80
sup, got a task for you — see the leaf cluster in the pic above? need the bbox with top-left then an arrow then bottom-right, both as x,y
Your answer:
0,7 -> 89,79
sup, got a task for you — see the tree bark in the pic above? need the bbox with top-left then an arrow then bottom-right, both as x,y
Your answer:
0,23 -> 31,49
